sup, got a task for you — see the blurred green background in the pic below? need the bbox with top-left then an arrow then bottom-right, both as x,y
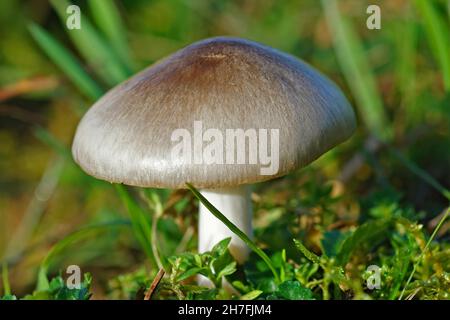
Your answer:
0,0 -> 449,299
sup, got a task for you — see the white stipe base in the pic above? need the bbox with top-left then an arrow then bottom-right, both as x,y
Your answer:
198,186 -> 253,264
197,186 -> 252,289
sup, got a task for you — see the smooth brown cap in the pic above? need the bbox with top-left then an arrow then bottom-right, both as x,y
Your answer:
72,37 -> 356,188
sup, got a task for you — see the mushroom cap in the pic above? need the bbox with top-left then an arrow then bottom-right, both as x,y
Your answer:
72,37 -> 356,189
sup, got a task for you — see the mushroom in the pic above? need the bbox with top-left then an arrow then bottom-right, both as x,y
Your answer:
72,37 -> 356,265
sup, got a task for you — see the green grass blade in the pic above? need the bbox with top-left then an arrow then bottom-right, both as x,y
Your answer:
28,23 -> 103,100
3,155 -> 65,262
399,207 -> 450,299
321,1 -> 449,201
115,185 -> 155,264
395,21 -> 417,91
186,183 -> 280,283
36,220 -> 129,291
34,126 -> 72,159
388,146 -> 450,200
321,0 -> 390,140
88,0 -> 134,70
394,14 -> 418,110
2,263 -> 11,296
50,0 -> 131,85
414,0 -> 450,91
448,0 -> 450,19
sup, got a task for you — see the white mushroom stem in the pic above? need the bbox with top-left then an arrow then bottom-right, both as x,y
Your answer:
198,185 -> 252,264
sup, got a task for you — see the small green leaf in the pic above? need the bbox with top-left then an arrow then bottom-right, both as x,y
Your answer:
217,262 -> 237,279
27,274 -> 92,300
2,263 -> 11,296
211,237 -> 232,257
194,254 -> 203,267
177,267 -> 205,282
293,239 -> 320,264
188,288 -> 218,300
244,261 -> 278,293
240,290 -> 263,300
231,280 -> 250,293
275,281 -> 314,300
336,219 -> 392,266
321,230 -> 348,257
